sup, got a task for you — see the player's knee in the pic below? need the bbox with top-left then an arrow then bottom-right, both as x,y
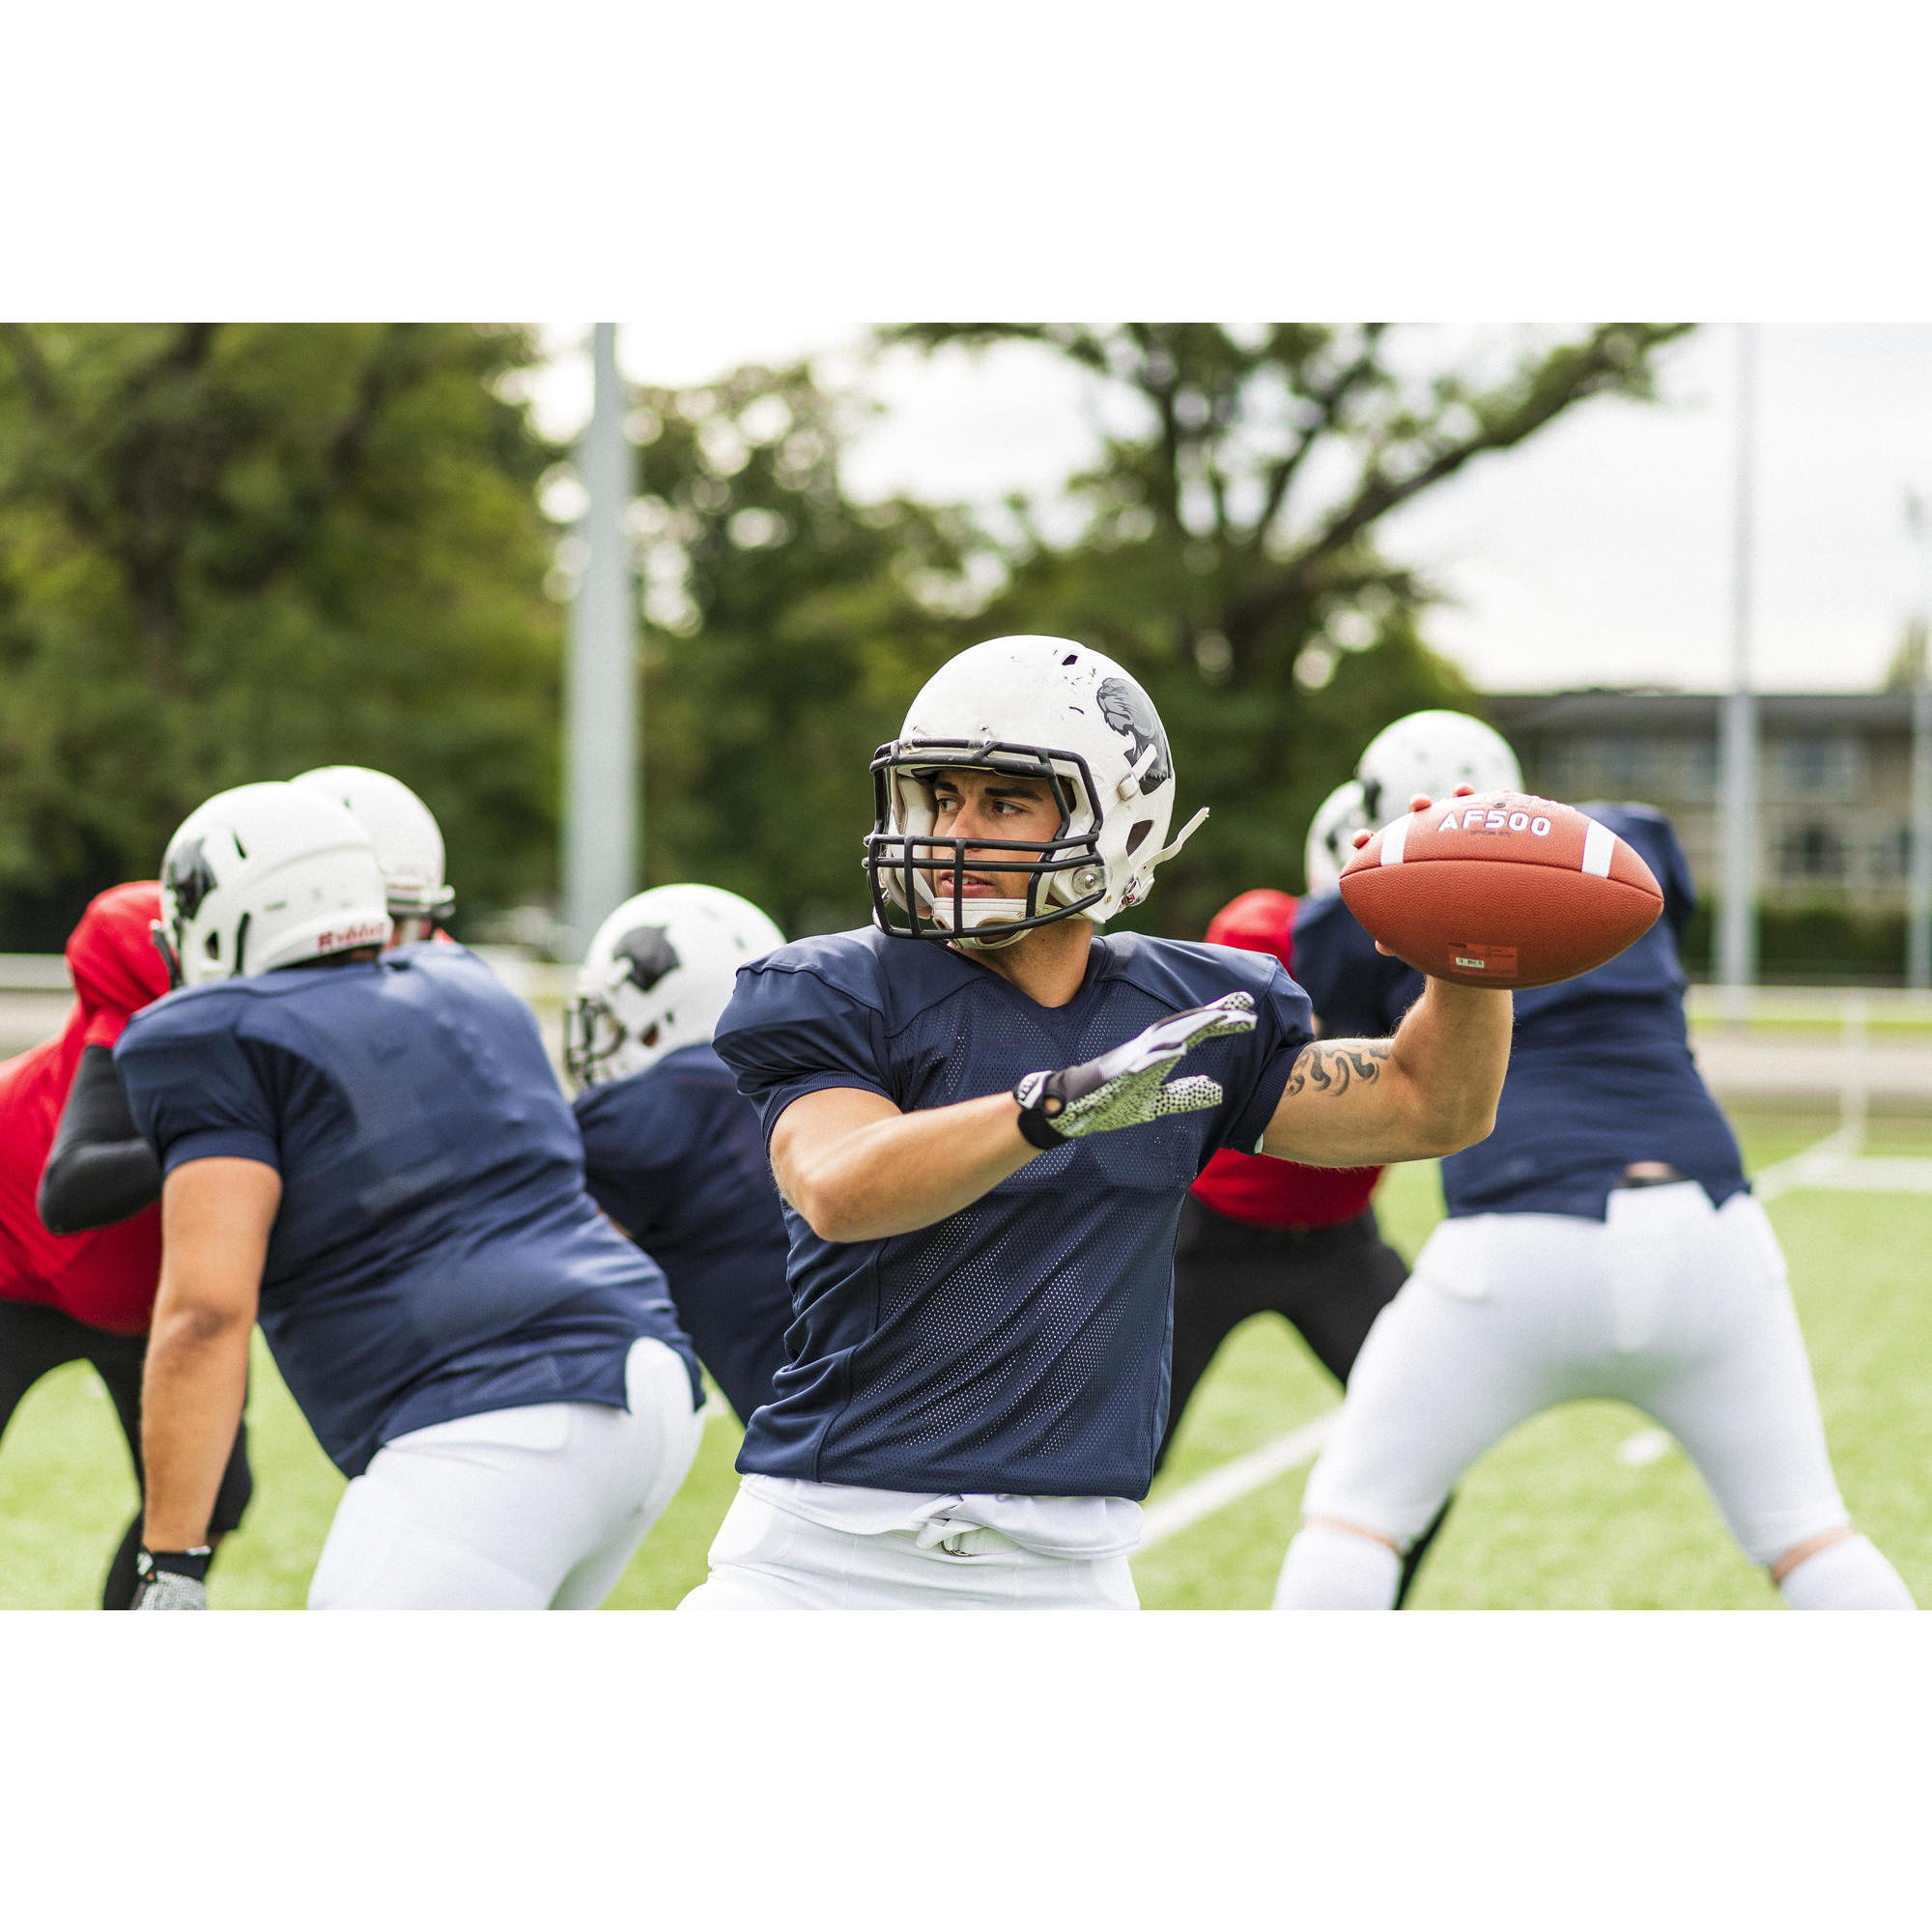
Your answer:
1775,1531 -> 1915,1611
1273,1519 -> 1403,1610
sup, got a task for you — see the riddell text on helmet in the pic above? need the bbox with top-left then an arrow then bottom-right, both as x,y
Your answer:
316,923 -> 388,952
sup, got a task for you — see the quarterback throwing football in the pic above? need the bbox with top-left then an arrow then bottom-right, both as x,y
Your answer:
681,635 -> 1513,1611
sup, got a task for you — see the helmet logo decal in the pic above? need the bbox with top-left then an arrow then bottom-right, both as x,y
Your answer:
615,924 -> 679,992
166,838 -> 218,922
1095,677 -> 1171,792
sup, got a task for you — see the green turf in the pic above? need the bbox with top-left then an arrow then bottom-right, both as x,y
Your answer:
5,1108 -> 1930,1609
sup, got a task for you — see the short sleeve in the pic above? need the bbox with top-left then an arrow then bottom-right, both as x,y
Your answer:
712,960 -> 893,1143
574,1076 -> 696,1236
1582,803 -> 1698,951
1216,959 -> 1315,1157
115,1007 -> 282,1176
1290,894 -> 1421,1039
1645,812 -> 1698,946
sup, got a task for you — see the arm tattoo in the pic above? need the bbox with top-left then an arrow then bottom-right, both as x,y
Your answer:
1284,1039 -> 1390,1099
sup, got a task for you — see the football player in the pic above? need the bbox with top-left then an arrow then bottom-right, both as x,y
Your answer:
568,883 -> 793,1425
1163,873 -> 1448,1606
114,782 -> 704,1609
0,884 -> 251,1606
679,635 -> 1513,1611
1273,711 -> 1913,1610
290,765 -> 455,944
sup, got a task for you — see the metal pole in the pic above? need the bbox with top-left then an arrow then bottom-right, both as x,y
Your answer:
1719,324 -> 1758,1020
1908,490 -> 1932,990
562,323 -> 638,960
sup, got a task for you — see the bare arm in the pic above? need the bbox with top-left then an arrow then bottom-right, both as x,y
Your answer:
1260,977 -> 1511,1167
770,1087 -> 1037,1244
141,1157 -> 279,1550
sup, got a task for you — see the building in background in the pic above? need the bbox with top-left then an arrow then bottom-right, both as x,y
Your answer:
1493,692 -> 1917,977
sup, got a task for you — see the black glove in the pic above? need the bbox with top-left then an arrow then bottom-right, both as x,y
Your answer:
1013,993 -> 1257,1150
131,1547 -> 212,1611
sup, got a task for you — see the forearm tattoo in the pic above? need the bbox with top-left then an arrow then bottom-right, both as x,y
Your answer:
1284,1039 -> 1390,1099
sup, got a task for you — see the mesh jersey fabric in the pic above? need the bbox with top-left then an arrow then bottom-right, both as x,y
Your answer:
712,926 -> 1313,1498
1188,887 -> 1382,1230
574,1043 -> 792,1425
1290,803 -> 1747,1221
0,883 -> 170,1333
116,942 -> 698,1477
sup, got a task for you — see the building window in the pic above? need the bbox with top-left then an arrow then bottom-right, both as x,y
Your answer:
1675,738 -> 1719,802
1873,826 -> 1911,881
1776,735 -> 1861,801
1592,735 -> 1659,796
1777,822 -> 1847,880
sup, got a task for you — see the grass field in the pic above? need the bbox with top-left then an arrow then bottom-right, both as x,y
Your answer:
5,1105 -> 1930,1611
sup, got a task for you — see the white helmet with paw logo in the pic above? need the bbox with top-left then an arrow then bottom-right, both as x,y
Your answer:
156,783 -> 391,988
566,883 -> 785,1089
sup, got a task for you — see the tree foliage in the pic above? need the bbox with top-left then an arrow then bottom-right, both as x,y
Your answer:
0,323 -> 561,946
627,365 -> 983,936
886,324 -> 1694,932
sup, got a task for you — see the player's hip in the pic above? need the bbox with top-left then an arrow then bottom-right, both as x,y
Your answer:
1400,1183 -> 1789,1361
681,1487 -> 1140,1611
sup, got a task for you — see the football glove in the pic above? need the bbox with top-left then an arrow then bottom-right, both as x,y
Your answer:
1012,992 -> 1257,1149
131,1547 -> 211,1611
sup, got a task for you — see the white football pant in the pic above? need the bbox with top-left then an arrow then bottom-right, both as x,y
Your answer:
308,1338 -> 702,1610
679,1488 -> 1141,1610
1275,1184 -> 1912,1607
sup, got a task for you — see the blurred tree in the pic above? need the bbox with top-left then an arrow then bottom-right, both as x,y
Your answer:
891,323 -> 1694,931
0,324 -> 560,946
624,363 -> 984,936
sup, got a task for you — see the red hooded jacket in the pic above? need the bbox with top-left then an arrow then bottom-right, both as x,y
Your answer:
1190,888 -> 1383,1230
0,883 -> 171,1333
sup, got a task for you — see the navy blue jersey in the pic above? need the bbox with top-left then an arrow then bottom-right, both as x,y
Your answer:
574,1043 -> 792,1426
1291,804 -> 1746,1220
712,926 -> 1313,1499
116,943 -> 699,1478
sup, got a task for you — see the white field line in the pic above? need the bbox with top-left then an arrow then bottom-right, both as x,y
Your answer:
1138,1412 -> 1336,1551
1755,1128 -> 1932,1202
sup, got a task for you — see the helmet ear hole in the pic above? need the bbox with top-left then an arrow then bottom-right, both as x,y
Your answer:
1125,819 -> 1152,856
204,929 -> 220,960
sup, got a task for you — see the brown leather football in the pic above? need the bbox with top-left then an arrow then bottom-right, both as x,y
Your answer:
1338,790 -> 1664,989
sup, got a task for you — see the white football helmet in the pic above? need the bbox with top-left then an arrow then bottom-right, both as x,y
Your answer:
1355,710 -> 1521,827
566,883 -> 785,1089
156,782 -> 391,988
291,766 -> 453,939
1304,780 -> 1369,896
866,635 -> 1207,950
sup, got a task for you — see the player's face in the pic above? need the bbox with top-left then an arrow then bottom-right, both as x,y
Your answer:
926,771 -> 1062,905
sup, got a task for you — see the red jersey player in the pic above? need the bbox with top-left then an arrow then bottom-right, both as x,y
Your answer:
1167,886 -> 1452,1604
0,883 -> 252,1607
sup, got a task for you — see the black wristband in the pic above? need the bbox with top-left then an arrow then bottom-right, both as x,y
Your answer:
1012,1071 -> 1068,1151
137,1547 -> 213,1584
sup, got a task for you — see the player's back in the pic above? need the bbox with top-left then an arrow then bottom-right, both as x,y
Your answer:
575,1042 -> 792,1424
118,942 -> 695,1475
1292,804 -> 1745,1219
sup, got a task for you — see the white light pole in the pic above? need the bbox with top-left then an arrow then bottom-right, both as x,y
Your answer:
1908,488 -> 1932,991
562,323 -> 638,961
1719,324 -> 1759,1019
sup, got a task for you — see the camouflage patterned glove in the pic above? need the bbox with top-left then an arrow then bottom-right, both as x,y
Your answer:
1013,993 -> 1257,1149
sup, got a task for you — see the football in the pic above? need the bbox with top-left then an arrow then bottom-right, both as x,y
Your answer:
1338,789 -> 1664,989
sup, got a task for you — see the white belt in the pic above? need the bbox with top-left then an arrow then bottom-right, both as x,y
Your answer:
910,1519 -> 1018,1558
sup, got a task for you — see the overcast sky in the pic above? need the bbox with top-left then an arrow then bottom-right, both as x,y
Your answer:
532,324 -> 1932,699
